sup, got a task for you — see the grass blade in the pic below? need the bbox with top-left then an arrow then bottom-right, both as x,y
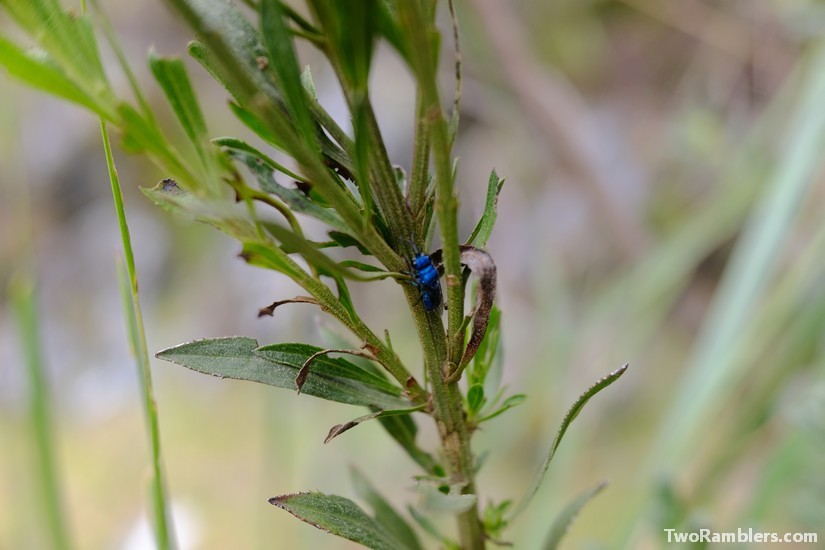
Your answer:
102,121 -> 176,550
10,274 -> 73,550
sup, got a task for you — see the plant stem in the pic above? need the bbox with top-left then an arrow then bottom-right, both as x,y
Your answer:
102,122 -> 177,549
406,287 -> 484,549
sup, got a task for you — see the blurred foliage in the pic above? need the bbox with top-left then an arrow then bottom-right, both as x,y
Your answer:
2,0 -> 825,548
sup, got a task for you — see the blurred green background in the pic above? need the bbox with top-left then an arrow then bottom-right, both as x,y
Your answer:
2,0 -> 824,548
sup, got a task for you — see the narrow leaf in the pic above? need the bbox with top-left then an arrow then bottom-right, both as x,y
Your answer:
467,169 -> 505,247
416,484 -> 477,515
261,222 -> 380,282
225,99 -> 288,151
220,142 -> 348,232
120,104 -> 200,188
142,179 -> 259,241
469,304 -> 502,390
149,53 -> 208,145
301,65 -> 317,99
148,52 -> 220,194
512,364 -> 628,518
375,414 -> 441,475
467,384 -> 485,416
351,469 -> 423,550
157,337 -> 411,409
338,260 -> 386,274
374,1 -> 411,65
543,482 -> 608,550
2,3 -> 109,96
0,38 -> 108,118
477,393 -> 526,423
325,406 -> 424,443
260,0 -> 318,146
328,230 -> 371,255
269,492 -> 404,550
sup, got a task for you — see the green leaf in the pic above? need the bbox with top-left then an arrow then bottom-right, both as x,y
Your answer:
374,1 -> 411,65
333,274 -> 356,320
157,337 -> 411,409
325,406 -> 424,443
212,136 -> 303,179
469,304 -> 502,390
338,260 -> 386,274
308,0 -> 376,94
149,53 -> 208,146
543,482 -> 607,550
466,384 -> 485,416
142,179 -> 259,241
2,3 -> 109,96
255,342 -> 411,407
301,65 -> 317,99
219,141 -> 348,232
239,240 -> 307,281
119,103 -> 202,188
224,99 -> 288,151
511,364 -> 628,518
416,483 -> 477,515
477,393 -> 526,423
328,231 -> 371,255
407,506 -> 452,546
0,38 -> 109,118
260,0 -> 318,147
269,492 -> 405,550
482,499 -> 512,541
261,222 -> 380,282
467,169 -> 505,247
148,52 -> 220,194
374,414 -> 441,475
174,0 -> 281,105
351,469 -> 423,550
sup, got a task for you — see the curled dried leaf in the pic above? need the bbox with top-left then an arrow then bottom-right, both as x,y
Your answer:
258,296 -> 319,317
431,245 -> 497,375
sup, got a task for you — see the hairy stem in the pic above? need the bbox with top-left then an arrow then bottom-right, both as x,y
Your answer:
405,287 -> 484,549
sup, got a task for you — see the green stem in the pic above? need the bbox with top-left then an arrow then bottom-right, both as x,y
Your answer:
408,91 -> 430,222
406,287 -> 484,549
395,3 -> 483,546
101,122 -> 176,550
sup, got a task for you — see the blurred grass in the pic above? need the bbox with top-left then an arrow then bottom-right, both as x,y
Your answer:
9,231 -> 72,550
2,0 -> 825,548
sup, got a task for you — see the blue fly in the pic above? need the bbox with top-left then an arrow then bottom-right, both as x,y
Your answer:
411,245 -> 442,312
